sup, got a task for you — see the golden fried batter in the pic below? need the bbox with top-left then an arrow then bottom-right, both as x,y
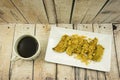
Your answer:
53,35 -> 70,53
53,34 -> 104,65
87,38 -> 98,59
92,44 -> 104,62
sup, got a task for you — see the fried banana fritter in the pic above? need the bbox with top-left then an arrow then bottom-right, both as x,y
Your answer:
92,44 -> 104,62
53,35 -> 70,53
66,34 -> 85,56
53,34 -> 104,65
87,38 -> 98,59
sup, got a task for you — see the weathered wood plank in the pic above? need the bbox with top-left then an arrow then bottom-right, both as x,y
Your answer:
93,0 -> 120,23
43,0 -> 56,23
34,24 -> 56,80
81,0 -> 107,23
93,24 -> 119,80
113,24 -> 120,77
0,18 -> 7,24
72,0 -> 106,23
72,0 -> 91,23
104,0 -> 120,23
54,0 -> 73,23
77,24 -> 93,31
11,0 -> 48,23
0,24 -> 15,80
10,24 -> 35,80
0,0 -> 26,23
57,24 -> 73,29
0,18 -> 3,23
112,16 -> 120,23
56,24 -> 75,80
0,18 -> 7,23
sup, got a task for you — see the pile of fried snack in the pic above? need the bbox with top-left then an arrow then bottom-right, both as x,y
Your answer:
53,34 -> 104,65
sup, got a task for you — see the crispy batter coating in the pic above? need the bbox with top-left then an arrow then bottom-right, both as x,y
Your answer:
92,44 -> 104,62
87,38 -> 98,59
53,35 -> 70,53
53,34 -> 104,65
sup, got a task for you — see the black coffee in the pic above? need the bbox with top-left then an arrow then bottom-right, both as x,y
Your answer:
17,36 -> 38,58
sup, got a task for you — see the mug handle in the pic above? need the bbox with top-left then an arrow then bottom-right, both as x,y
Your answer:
11,55 -> 20,62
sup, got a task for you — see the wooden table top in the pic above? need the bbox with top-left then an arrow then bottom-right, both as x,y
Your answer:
0,24 -> 120,80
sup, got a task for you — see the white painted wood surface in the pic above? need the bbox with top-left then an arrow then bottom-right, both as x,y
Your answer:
114,24 -> 120,78
10,24 -> 35,80
0,24 -> 15,80
34,24 -> 56,80
0,24 -> 119,80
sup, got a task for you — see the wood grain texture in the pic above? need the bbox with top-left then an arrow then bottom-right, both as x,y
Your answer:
72,0 -> 107,23
113,16 -> 120,23
54,0 -> 73,23
72,0 -> 92,23
10,24 -> 35,80
0,0 -> 26,23
0,0 -> 120,23
77,24 -> 93,31
56,24 -> 75,80
34,24 -> 56,80
11,0 -> 48,23
43,0 -> 56,23
81,0 -> 107,23
114,24 -> 120,77
93,0 -> 120,23
93,24 -> 119,80
0,24 -> 120,80
0,18 -> 7,23
0,24 -> 15,80
104,0 -> 120,23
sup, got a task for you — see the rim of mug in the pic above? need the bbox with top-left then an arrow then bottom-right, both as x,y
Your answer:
14,34 -> 41,60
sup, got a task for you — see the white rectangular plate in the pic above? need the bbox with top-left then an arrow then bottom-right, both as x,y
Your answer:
45,27 -> 112,72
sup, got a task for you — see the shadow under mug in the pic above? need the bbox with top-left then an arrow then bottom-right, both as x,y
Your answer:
12,35 -> 41,61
